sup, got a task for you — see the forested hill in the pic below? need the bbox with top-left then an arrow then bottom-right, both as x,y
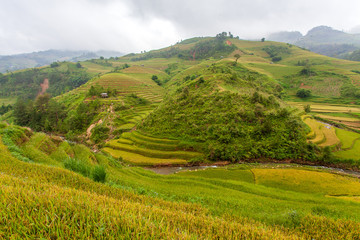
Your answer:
0,49 -> 123,73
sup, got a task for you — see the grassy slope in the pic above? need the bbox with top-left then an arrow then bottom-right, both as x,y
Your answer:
1,124 -> 360,238
229,39 -> 360,103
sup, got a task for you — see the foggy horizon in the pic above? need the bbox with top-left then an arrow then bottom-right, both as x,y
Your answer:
0,0 -> 359,55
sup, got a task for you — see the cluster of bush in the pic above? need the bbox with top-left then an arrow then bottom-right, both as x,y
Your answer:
262,45 -> 290,62
0,104 -> 12,115
131,33 -> 237,61
64,158 -> 106,183
13,93 -> 101,135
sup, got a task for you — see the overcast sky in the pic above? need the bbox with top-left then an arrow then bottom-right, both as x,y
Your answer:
0,0 -> 359,55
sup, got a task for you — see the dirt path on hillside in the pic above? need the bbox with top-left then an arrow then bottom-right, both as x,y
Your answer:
87,119 -> 103,139
108,104 -> 114,113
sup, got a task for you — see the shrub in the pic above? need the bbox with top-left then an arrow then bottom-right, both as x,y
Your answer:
151,75 -> 162,86
50,62 -> 59,68
296,89 -> 311,98
92,165 -> 106,183
91,125 -> 110,144
271,56 -> 282,62
64,158 -> 91,177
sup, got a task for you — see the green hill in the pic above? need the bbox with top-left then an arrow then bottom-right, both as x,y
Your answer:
139,60 -> 312,161
2,34 -> 360,162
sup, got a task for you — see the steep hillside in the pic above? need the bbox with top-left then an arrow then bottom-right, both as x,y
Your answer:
139,60 -> 312,161
228,38 -> 360,103
1,123 -> 360,239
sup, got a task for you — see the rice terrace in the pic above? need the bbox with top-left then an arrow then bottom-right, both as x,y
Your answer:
2,2 -> 360,238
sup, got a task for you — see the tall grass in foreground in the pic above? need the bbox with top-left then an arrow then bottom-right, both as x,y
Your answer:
1,132 -> 360,239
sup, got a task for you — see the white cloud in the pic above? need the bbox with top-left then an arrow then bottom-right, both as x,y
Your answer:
0,0 -> 359,55
0,0 -> 180,54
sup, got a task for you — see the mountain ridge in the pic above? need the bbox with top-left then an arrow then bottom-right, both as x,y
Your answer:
268,25 -> 360,59
0,49 -> 124,73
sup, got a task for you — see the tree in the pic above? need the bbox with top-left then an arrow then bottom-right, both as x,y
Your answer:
50,62 -> 59,68
234,54 -> 240,63
13,99 -> 32,126
296,89 -> 311,98
151,75 -> 161,86
261,38 -> 265,42
304,104 -> 311,113
76,62 -> 82,68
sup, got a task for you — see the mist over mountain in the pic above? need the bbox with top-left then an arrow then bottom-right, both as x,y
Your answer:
268,26 -> 360,59
267,31 -> 303,44
0,49 -> 123,73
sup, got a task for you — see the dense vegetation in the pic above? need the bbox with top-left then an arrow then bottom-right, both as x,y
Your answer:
130,36 -> 236,61
344,49 -> 360,61
140,62 -> 314,161
262,45 -> 291,62
0,62 -> 91,100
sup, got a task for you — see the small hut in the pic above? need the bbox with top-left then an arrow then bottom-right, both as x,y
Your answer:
100,93 -> 108,98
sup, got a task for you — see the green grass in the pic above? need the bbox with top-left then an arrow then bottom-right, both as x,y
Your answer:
21,144 -> 60,166
334,140 -> 360,160
253,168 -> 360,195
72,144 -> 97,165
0,97 -> 16,105
177,168 -> 254,183
2,124 -> 360,238
335,128 -> 360,149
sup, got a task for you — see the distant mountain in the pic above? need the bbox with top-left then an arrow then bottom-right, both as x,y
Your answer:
349,25 -> 360,34
0,49 -> 124,73
298,26 -> 360,45
268,26 -> 360,59
267,31 -> 303,44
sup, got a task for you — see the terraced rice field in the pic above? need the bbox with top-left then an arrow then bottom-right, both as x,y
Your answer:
103,131 -> 202,166
302,116 -> 340,147
252,168 -> 360,195
181,166 -> 360,196
113,104 -> 157,132
289,102 -> 360,114
57,72 -> 164,105
2,123 -> 360,239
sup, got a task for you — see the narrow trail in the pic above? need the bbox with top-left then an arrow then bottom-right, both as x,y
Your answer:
86,119 -> 103,139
